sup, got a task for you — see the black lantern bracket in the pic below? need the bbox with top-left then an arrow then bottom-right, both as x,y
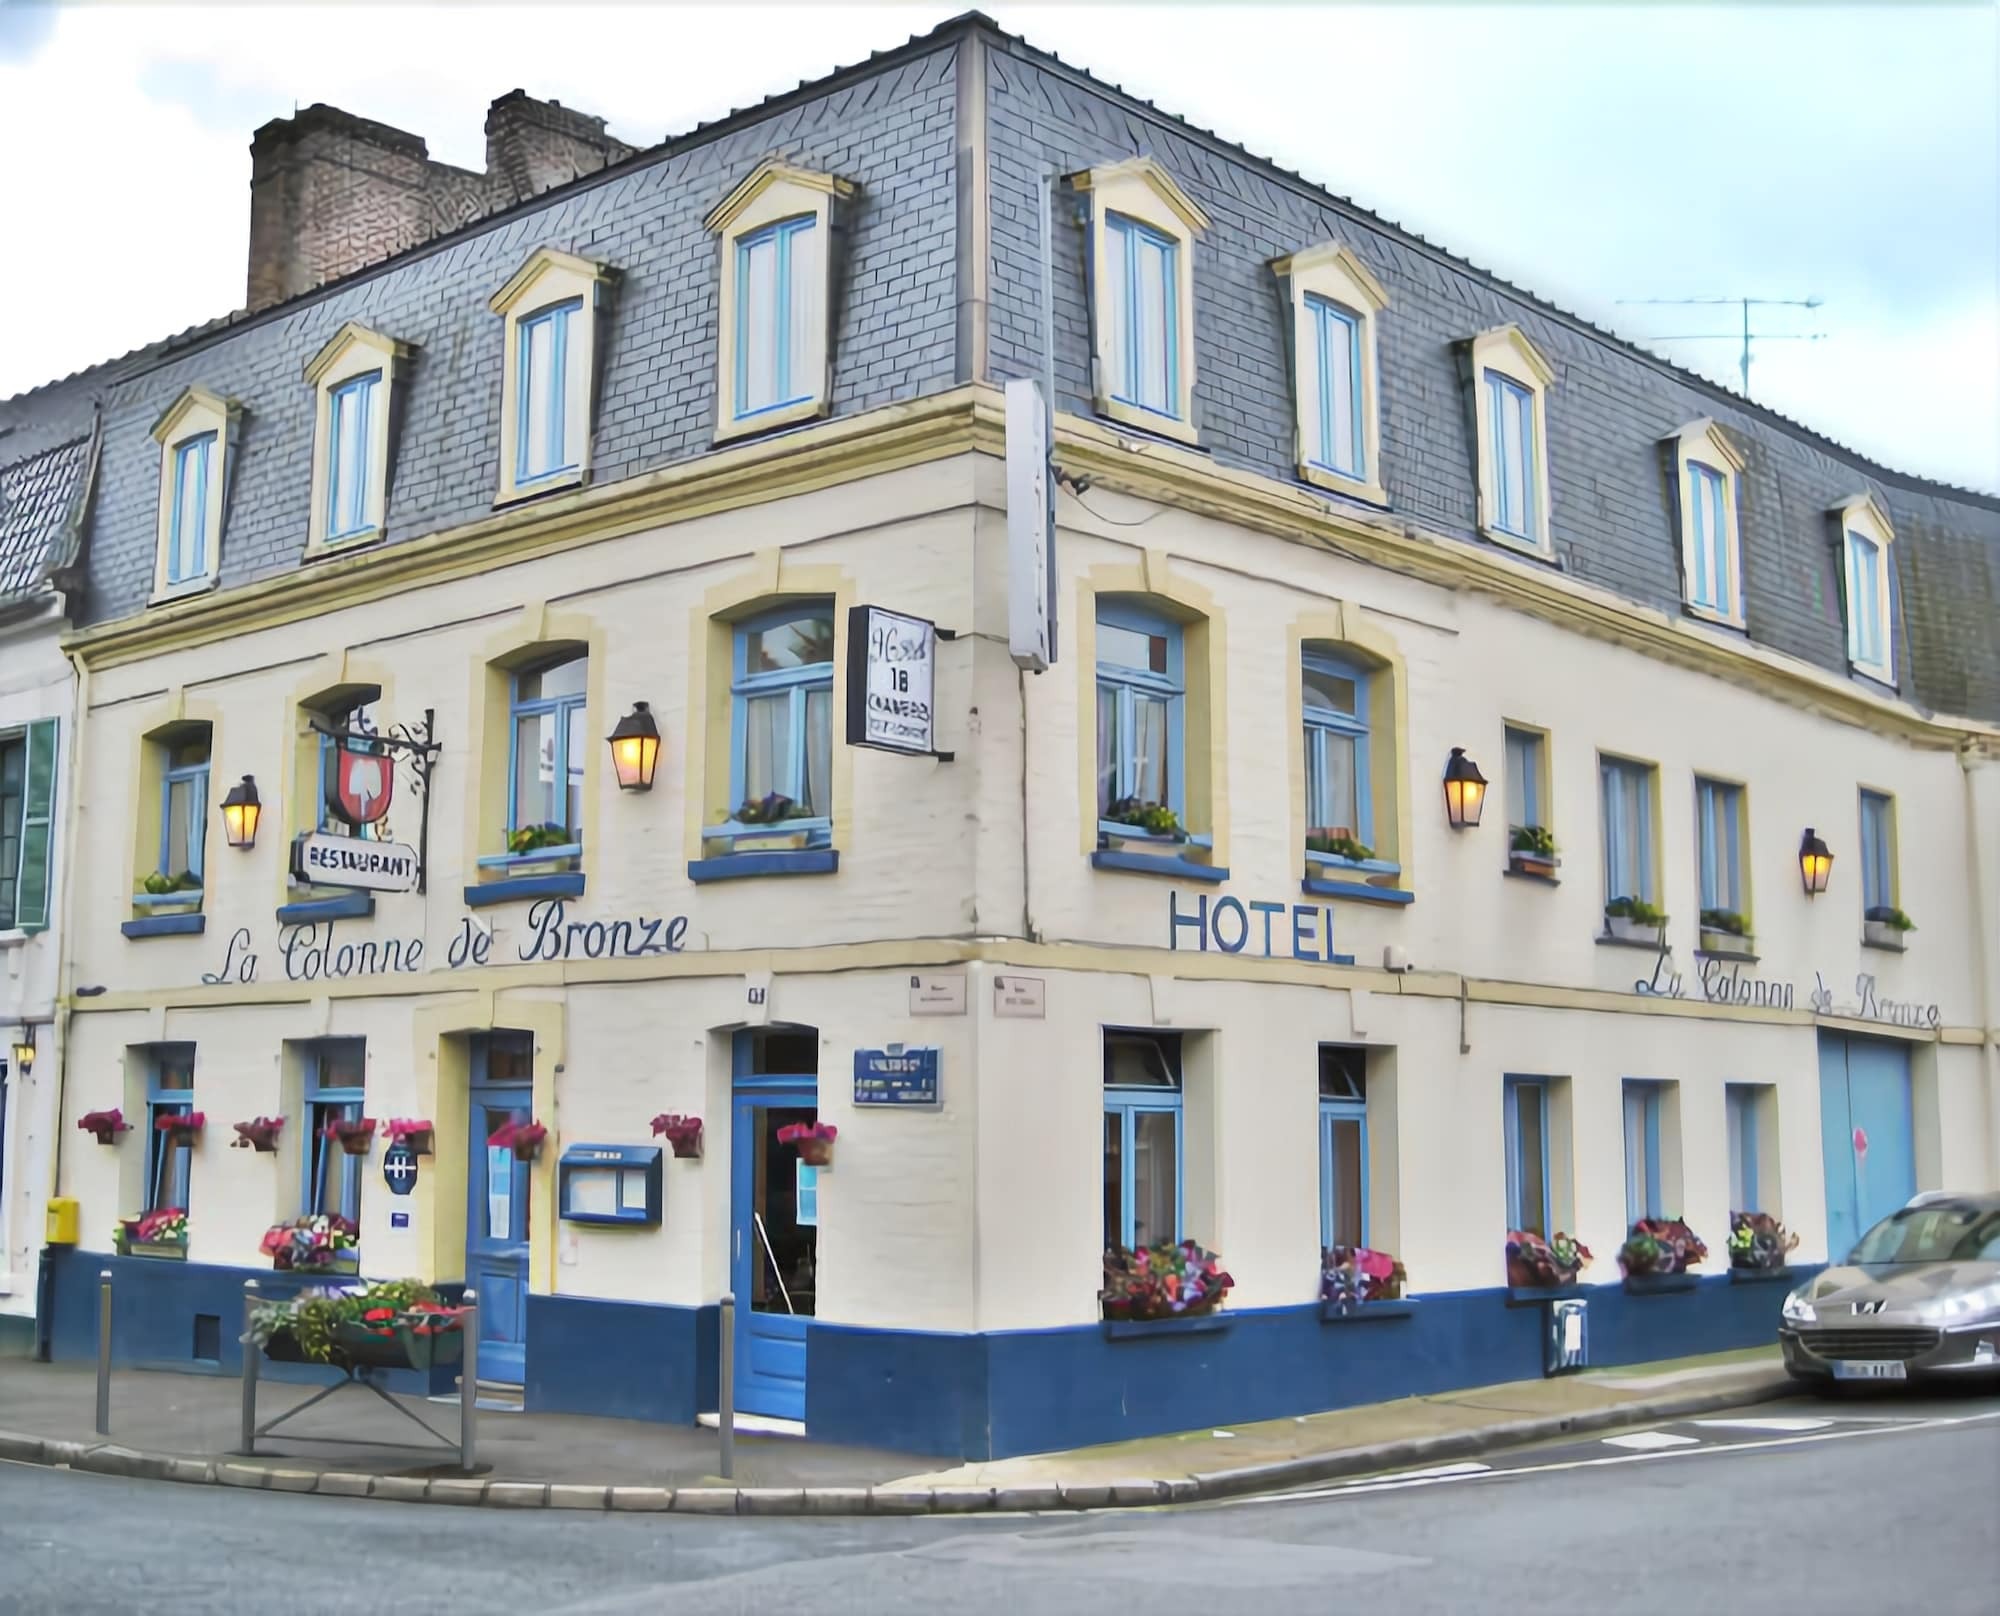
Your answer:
309,708 -> 444,894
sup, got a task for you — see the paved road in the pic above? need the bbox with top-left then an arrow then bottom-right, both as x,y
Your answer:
2,1391 -> 1995,1615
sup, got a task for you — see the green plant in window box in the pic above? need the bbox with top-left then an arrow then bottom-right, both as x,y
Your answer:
1508,824 -> 1560,877
1101,797 -> 1187,850
137,869 -> 204,908
723,793 -> 817,850
1306,831 -> 1376,863
1698,907 -> 1754,955
1604,896 -> 1668,940
506,821 -> 572,857
1865,905 -> 1917,933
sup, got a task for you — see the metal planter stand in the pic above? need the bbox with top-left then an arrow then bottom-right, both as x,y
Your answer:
239,1279 -> 480,1472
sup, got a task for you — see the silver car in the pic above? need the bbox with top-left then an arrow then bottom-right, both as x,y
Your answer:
1780,1192 -> 2000,1388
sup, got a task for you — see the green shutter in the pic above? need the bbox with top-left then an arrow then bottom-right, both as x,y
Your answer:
14,718 -> 57,931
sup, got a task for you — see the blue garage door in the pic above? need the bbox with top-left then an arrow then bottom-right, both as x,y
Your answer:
1817,1033 -> 1916,1262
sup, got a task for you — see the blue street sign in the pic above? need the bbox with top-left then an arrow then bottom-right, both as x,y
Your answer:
853,1047 -> 940,1106
382,1142 -> 419,1196
390,1211 -> 411,1230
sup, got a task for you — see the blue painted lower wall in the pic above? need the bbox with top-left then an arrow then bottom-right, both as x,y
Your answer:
45,1251 -> 1814,1461
525,1293 -> 716,1423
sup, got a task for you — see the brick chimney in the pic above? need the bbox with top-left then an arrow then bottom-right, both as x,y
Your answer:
246,93 -> 632,313
484,90 -> 635,206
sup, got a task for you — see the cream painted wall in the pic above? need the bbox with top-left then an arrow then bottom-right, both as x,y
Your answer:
0,604 -> 73,1319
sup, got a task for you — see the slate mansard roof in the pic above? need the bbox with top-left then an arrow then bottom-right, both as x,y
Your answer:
0,425 -> 96,607
0,12 -> 1992,717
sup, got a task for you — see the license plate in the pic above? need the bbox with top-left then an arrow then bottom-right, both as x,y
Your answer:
1833,1359 -> 1907,1381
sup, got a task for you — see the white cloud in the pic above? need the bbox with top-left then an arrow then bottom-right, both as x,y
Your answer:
2,2 -> 1993,492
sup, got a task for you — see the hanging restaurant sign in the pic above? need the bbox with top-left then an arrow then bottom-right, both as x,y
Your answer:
295,832 -> 421,893
324,735 -> 395,827
845,604 -> 943,758
310,709 -> 442,893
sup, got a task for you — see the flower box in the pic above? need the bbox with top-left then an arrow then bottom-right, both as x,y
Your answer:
1099,827 -> 1188,860
487,1120 -> 547,1162
155,1111 -> 207,1142
122,1240 -> 188,1261
1604,916 -> 1664,947
262,1214 -> 359,1272
1728,1265 -> 1795,1286
232,1116 -> 286,1153
1861,919 -> 1907,951
1101,1311 -> 1233,1340
1698,929 -> 1755,958
332,1315 -> 466,1372
650,1114 -> 703,1160
1506,1229 -> 1591,1290
1623,1271 -> 1699,1295
1508,850 -> 1560,880
77,1110 -> 130,1147
1617,1218 -> 1707,1282
324,1117 -> 378,1157
1320,1298 -> 1417,1323
1727,1212 -> 1800,1273
1101,1239 -> 1234,1323
383,1120 -> 435,1156
777,1121 -> 837,1167
117,1208 -> 189,1259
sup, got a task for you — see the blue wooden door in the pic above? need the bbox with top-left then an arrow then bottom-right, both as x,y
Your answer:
468,1035 -> 533,1384
730,1054 -> 818,1421
1819,1034 -> 1916,1262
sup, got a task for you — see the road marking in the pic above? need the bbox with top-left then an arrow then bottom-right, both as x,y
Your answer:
1600,1430 -> 1700,1451
1341,1462 -> 1490,1483
1689,1416 -> 1834,1433
1228,1407 -> 2000,1508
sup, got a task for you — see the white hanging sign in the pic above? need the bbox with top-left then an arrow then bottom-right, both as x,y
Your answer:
845,604 -> 936,756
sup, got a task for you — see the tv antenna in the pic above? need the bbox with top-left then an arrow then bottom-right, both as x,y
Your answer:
1616,296 -> 1827,398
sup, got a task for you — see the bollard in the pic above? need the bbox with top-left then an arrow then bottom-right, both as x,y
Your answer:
717,1290 -> 735,1480
94,1269 -> 112,1437
239,1278 -> 261,1455
459,1289 -> 478,1473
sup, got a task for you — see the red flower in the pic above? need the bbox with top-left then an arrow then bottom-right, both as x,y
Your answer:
363,1307 -> 394,1322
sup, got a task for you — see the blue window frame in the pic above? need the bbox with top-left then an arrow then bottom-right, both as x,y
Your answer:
1845,530 -> 1886,670
1306,295 -> 1364,479
1859,789 -> 1894,915
1302,651 -> 1371,845
507,654 -> 587,846
717,605 -> 835,848
326,371 -> 380,541
1696,777 -> 1743,914
1726,1083 -> 1761,1215
1318,1046 -> 1368,1250
1096,602 -> 1184,827
167,433 -> 214,585
157,734 -> 210,885
303,1040 -> 366,1224
1505,724 -> 1545,832
1600,756 -> 1655,905
1687,462 -> 1732,615
735,216 -> 818,419
516,300 -> 579,485
1503,1077 -> 1550,1237
1105,213 -> 1180,420
1484,371 -> 1537,540
1103,1030 -> 1183,1250
145,1045 -> 196,1213
1622,1080 -> 1665,1224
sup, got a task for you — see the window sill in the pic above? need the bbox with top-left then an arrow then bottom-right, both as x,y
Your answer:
123,912 -> 207,939
1479,525 -> 1555,562
1728,1265 -> 1795,1286
1095,398 -> 1203,450
1503,865 -> 1561,887
1861,923 -> 1909,952
1695,934 -> 1757,961
1623,1272 -> 1700,1296
1092,849 -> 1229,884
465,871 -> 586,908
277,891 -> 376,925
1100,1311 -> 1233,1340
703,820 -> 834,855
1681,602 -> 1747,633
1504,1283 -> 1586,1307
1847,662 -> 1897,693
0,928 -> 31,949
1305,851 -> 1398,877
302,530 -> 383,564
1319,1298 -> 1417,1323
148,574 -> 220,608
477,845 -> 582,876
688,849 -> 840,883
1302,876 -> 1412,905
1596,933 -> 1665,952
714,395 -> 828,445
117,1243 -> 189,1262
494,466 -> 588,509
1298,464 -> 1390,508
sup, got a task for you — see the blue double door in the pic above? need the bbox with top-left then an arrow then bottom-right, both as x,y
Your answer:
468,1033 -> 534,1384
1817,1033 -> 1916,1263
731,1028 -> 820,1422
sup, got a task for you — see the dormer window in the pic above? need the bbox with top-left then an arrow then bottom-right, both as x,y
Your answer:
1834,493 -> 1896,684
1467,326 -> 1556,554
149,387 -> 237,603
1667,419 -> 1747,626
707,161 -> 853,443
1071,158 -> 1208,445
488,247 -> 614,504
304,322 -> 408,555
1272,241 -> 1390,504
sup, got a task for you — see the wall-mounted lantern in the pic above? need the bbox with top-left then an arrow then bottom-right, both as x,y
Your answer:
1799,828 -> 1833,897
8,1036 -> 32,1076
1442,747 -> 1488,830
607,702 -> 662,793
220,775 -> 262,850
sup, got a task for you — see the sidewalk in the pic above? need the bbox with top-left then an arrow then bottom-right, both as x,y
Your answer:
0,1347 -> 1790,1515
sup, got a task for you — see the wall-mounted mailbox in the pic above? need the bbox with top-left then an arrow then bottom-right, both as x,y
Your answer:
1545,1297 -> 1588,1376
557,1144 -> 663,1227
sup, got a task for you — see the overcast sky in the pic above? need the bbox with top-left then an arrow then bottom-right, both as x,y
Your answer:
1,2 -> 1994,491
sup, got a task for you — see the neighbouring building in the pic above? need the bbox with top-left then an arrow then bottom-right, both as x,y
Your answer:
4,14 -> 1995,1456
0,421 -> 91,1356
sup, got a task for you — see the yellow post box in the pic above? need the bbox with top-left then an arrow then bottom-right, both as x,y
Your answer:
45,1197 -> 79,1246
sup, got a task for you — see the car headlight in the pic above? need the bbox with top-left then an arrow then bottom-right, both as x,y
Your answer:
1920,1283 -> 2000,1324
1781,1290 -> 1817,1326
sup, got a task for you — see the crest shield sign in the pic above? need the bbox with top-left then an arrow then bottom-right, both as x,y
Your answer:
324,737 -> 394,829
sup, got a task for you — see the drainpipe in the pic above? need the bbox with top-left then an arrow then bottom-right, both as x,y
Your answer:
1960,742 -> 2000,1189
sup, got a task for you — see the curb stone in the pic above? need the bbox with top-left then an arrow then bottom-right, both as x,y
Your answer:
0,1369 -> 1792,1516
